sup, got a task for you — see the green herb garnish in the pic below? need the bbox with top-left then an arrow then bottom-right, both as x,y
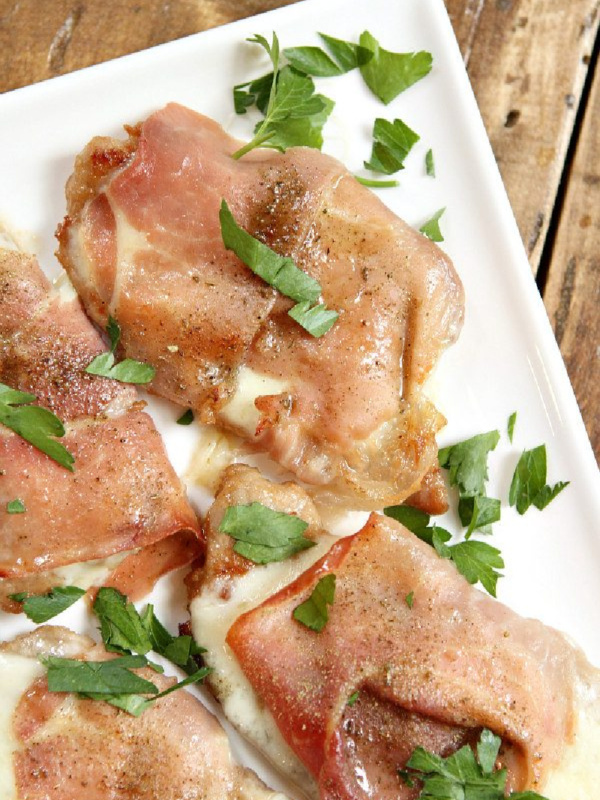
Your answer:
509,444 -> 569,514
425,148 -> 435,177
364,117 -> 419,175
93,587 -> 153,656
85,316 -> 155,384
219,199 -> 338,337
140,604 -> 206,675
383,505 -> 504,596
359,31 -> 432,104
0,383 -> 74,471
283,33 -> 373,77
293,573 -> 336,632
347,690 -> 360,706
6,498 -> 26,514
419,207 -> 446,242
399,728 -> 549,799
41,653 -> 211,718
219,501 -> 316,564
507,411 -> 517,442
405,591 -> 415,609
9,586 -> 85,622
232,34 -> 333,158
354,176 -> 399,188
176,409 -> 194,425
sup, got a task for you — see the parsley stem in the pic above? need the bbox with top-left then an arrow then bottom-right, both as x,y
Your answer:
232,129 -> 274,159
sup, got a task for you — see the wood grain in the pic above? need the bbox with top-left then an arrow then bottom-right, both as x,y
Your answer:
445,0 -> 599,273
543,65 -> 600,456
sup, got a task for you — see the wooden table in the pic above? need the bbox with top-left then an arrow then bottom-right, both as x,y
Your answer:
1,0 -> 598,462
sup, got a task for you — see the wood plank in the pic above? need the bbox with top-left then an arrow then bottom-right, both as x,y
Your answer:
0,0 -> 298,93
444,0 -> 598,273
543,63 -> 600,461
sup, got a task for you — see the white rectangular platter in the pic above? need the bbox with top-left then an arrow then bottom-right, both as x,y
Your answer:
1,0 -> 599,795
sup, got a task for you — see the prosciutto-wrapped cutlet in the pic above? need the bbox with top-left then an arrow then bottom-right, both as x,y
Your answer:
189,464 -> 600,800
0,247 -> 201,610
57,103 -> 464,511
0,626 -> 289,800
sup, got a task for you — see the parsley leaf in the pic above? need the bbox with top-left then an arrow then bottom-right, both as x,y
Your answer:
219,502 -> 316,564
401,728 -> 549,800
287,300 -> 338,337
354,176 -> 399,188
232,34 -> 333,158
9,586 -> 85,622
359,31 -> 432,104
507,411 -> 517,442
383,505 -> 504,596
234,71 -> 274,115
42,654 -> 211,718
319,33 -> 374,72
85,316 -> 155,384
347,690 -> 360,706
7,498 -> 26,514
509,444 -> 569,514
140,604 -> 206,675
405,591 -> 415,609
283,34 -> 373,77
439,431 -> 500,500
93,587 -> 153,656
293,573 -> 336,632
0,383 -> 74,471
364,117 -> 420,175
220,199 -> 337,337
458,495 -> 501,538
419,207 -> 446,242
176,409 -> 194,425
425,148 -> 435,177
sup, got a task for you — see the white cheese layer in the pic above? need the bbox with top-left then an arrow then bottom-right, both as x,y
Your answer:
219,367 -> 289,437
190,541 -> 333,800
543,673 -> 600,798
51,550 -> 132,591
0,653 -> 44,800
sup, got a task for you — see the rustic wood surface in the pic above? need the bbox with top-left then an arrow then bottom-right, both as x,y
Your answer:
0,0 -> 598,461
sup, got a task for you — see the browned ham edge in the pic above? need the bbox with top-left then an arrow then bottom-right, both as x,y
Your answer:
57,103 -> 464,511
1,626 -> 289,800
190,465 -> 583,800
0,248 -> 201,608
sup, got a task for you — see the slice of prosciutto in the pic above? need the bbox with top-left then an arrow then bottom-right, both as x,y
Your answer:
0,247 -> 200,609
57,103 -> 464,510
0,626 -> 288,800
190,466 -> 598,800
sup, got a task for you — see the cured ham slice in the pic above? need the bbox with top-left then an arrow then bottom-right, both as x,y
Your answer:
57,103 -> 464,510
0,247 -> 200,609
189,465 -> 600,800
0,626 -> 289,800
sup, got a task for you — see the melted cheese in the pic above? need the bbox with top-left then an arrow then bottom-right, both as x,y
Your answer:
219,367 -> 289,437
0,652 -> 44,799
185,426 -> 243,491
51,550 -> 132,592
190,542 -> 334,800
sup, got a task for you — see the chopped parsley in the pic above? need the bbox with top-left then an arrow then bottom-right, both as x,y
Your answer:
405,591 -> 415,609
400,728 -> 549,799
293,573 -> 336,632
85,316 -> 155,384
283,33 -> 373,77
364,117 -> 420,175
219,199 -> 338,337
359,31 -> 433,104
0,383 -> 74,471
425,148 -> 435,177
176,409 -> 194,425
383,505 -> 504,597
419,207 -> 446,242
6,498 -> 26,514
219,501 -> 316,564
354,176 -> 399,188
232,34 -> 333,158
507,411 -> 517,442
41,653 -> 211,718
509,444 -> 569,514
347,690 -> 360,706
9,586 -> 85,622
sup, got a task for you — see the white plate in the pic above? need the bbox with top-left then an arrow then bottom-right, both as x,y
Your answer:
1,0 -> 599,794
